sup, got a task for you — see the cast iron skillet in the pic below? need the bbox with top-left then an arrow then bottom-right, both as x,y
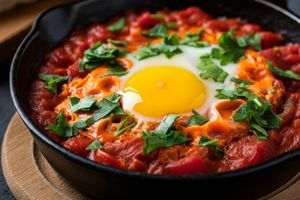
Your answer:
10,0 -> 300,199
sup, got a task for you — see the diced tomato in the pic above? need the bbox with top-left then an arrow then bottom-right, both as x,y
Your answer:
225,136 -> 275,170
67,60 -> 87,80
204,19 -> 241,32
164,155 -> 206,175
137,12 -> 162,29
94,150 -> 123,168
260,31 -> 283,49
63,135 -> 93,156
238,24 -> 262,35
175,7 -> 211,26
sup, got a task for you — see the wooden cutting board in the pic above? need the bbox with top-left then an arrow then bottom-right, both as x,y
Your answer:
0,0 -> 70,63
2,113 -> 300,200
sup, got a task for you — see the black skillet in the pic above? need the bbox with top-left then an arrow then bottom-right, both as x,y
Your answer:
10,0 -> 300,199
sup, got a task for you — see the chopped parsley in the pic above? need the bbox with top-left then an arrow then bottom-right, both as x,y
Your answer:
38,73 -> 68,94
267,61 -> 300,81
142,114 -> 191,154
165,22 -> 178,29
107,38 -> 128,46
86,140 -> 103,150
107,17 -> 126,32
216,79 -> 282,140
211,31 -> 261,65
198,136 -> 224,158
180,30 -> 210,48
79,42 -> 128,72
68,96 -> 96,112
99,64 -> 128,78
197,54 -> 228,83
198,136 -> 219,147
134,44 -> 182,60
46,112 -> 69,137
230,77 -> 253,85
187,109 -> 209,126
115,115 -> 137,136
142,23 -> 168,38
46,94 -> 124,137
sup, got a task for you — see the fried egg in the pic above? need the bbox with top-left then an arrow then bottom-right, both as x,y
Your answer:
121,45 -> 238,121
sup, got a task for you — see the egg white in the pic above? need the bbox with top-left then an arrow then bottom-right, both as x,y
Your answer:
120,45 -> 238,121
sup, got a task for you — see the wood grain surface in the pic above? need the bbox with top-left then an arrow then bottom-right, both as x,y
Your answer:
2,113 -> 300,200
0,0 -> 70,63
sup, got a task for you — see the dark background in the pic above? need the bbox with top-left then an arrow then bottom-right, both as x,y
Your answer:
0,0 -> 299,199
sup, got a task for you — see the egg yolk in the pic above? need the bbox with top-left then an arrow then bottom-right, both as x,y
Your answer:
124,66 -> 206,117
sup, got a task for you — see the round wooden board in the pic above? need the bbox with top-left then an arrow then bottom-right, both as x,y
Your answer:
2,113 -> 300,200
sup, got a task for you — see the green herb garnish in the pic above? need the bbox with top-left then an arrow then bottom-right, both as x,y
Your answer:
86,140 -> 103,150
198,136 -> 224,158
211,31 -> 261,65
134,44 -> 182,60
180,30 -> 210,48
142,23 -> 168,38
198,136 -> 219,147
187,109 -> 209,126
267,62 -> 300,81
46,94 -> 124,138
68,96 -> 96,112
216,79 -> 282,140
142,114 -> 191,154
38,73 -> 68,94
107,38 -> 128,46
107,17 -> 126,32
46,112 -> 69,137
79,42 -> 128,72
114,115 -> 137,136
197,54 -> 228,83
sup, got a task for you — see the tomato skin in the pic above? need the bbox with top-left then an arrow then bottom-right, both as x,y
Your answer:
204,19 -> 241,32
260,31 -> 283,49
137,12 -> 162,29
94,150 -> 124,168
164,155 -> 206,175
63,136 -> 93,156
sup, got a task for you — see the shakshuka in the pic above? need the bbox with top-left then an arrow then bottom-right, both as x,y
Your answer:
29,7 -> 300,175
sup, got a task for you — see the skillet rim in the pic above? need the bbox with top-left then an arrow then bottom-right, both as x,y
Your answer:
10,0 -> 300,180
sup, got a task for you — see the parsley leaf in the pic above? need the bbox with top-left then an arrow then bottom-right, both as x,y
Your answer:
38,73 -> 68,94
107,17 -> 125,32
216,79 -> 282,139
45,112 -> 69,137
236,33 -> 261,51
164,34 -> 180,45
198,54 -> 228,83
187,109 -> 209,126
86,140 -> 103,150
99,65 -> 128,78
134,44 -> 182,60
198,136 -> 224,158
267,62 -> 300,81
212,31 -> 261,65
142,23 -> 168,38
230,77 -> 253,85
165,22 -> 178,29
115,115 -> 137,136
142,114 -> 191,154
68,96 -> 96,112
180,30 -> 210,48
47,94 -> 124,138
107,38 -> 128,46
79,42 -> 128,72
198,136 -> 219,147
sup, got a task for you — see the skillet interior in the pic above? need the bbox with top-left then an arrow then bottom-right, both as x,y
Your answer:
10,0 -> 300,199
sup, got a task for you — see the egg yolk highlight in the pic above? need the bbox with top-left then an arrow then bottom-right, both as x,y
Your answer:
124,66 -> 206,117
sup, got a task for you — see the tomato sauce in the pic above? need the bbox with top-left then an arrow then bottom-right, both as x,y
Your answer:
29,7 -> 300,175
